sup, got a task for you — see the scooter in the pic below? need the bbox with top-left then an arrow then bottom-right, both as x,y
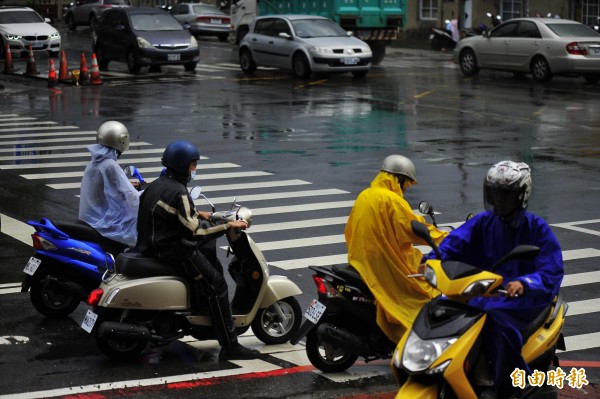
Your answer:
429,20 -> 457,51
288,202 -> 448,373
82,188 -> 303,360
21,166 -> 144,318
391,221 -> 567,398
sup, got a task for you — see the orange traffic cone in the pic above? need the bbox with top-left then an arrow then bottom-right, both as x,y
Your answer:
47,58 -> 58,88
23,45 -> 39,76
3,45 -> 15,73
89,53 -> 103,85
79,52 -> 89,86
58,50 -> 70,83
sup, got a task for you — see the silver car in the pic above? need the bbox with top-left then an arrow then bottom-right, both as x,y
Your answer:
239,15 -> 372,79
454,18 -> 600,83
170,3 -> 232,42
64,0 -> 131,31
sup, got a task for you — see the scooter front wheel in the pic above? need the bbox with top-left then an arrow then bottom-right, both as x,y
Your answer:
30,268 -> 80,318
305,330 -> 359,372
251,296 -> 302,345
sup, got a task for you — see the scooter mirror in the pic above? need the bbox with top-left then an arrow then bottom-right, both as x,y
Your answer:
189,186 -> 202,200
123,165 -> 134,178
123,165 -> 145,184
418,201 -> 432,215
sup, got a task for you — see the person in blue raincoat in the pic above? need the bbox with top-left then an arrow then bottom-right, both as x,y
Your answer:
425,160 -> 564,398
79,121 -> 142,248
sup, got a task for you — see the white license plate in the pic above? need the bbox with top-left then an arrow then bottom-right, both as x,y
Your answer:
304,299 -> 326,324
590,47 -> 600,56
168,53 -> 180,61
210,18 -> 222,24
23,257 -> 41,276
81,309 -> 98,333
342,57 -> 359,65
30,41 -> 43,48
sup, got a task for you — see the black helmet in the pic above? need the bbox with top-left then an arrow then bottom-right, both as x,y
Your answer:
161,141 -> 200,175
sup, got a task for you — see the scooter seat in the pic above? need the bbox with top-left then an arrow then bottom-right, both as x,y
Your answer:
332,264 -> 370,292
520,304 -> 552,341
114,252 -> 175,277
53,219 -> 127,255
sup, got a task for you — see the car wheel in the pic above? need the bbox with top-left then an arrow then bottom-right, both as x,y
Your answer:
236,26 -> 249,45
367,41 -> 386,65
127,50 -> 141,73
459,48 -> 480,77
89,15 -> 97,32
183,62 -> 196,72
583,74 -> 600,83
95,45 -> 109,70
530,56 -> 552,82
239,48 -> 256,74
218,34 -> 228,42
292,52 -> 311,79
66,14 -> 77,31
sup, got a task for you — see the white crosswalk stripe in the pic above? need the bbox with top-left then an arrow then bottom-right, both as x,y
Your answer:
1,113 -> 599,366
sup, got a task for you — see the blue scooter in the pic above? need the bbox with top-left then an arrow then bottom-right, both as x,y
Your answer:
21,166 -> 145,318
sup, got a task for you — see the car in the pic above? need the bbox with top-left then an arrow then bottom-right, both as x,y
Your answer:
64,0 -> 131,31
453,17 -> 600,83
92,7 -> 200,73
169,3 -> 232,42
0,6 -> 61,59
239,15 -> 372,79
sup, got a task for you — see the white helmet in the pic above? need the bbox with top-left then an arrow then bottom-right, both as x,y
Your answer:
97,121 -> 130,154
484,160 -> 532,211
381,155 -> 417,183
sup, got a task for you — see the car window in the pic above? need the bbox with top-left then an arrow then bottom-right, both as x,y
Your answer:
516,21 -> 541,38
291,18 -> 347,38
546,23 -> 600,37
172,5 -> 188,15
104,0 -> 130,5
192,5 -> 220,14
0,10 -> 44,24
130,13 -> 184,31
271,18 -> 291,36
254,18 -> 274,36
490,21 -> 519,38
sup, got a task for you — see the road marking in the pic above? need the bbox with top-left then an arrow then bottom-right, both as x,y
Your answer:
566,298 -> 600,316
562,332 -> 600,352
0,148 -> 165,162
562,248 -> 600,260
250,217 -> 349,233
553,219 -> 600,237
562,270 -> 600,287
22,169 -> 270,181
194,189 -> 349,206
0,125 -> 80,133
250,200 -> 356,216
0,213 -> 34,245
0,121 -> 58,127
0,130 -> 96,139
0,141 -> 150,154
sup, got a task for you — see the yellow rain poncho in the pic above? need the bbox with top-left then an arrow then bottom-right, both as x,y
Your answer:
345,171 -> 447,343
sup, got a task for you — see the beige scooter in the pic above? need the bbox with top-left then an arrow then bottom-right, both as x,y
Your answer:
81,188 -> 302,360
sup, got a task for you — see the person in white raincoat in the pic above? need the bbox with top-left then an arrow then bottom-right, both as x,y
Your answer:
79,121 -> 142,247
345,155 -> 448,344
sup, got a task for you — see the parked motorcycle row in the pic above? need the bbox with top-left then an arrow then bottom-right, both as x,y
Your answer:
21,165 -> 567,398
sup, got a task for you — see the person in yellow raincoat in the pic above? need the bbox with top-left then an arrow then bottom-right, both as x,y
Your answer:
345,155 -> 448,343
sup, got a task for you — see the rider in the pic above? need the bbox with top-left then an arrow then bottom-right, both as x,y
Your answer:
345,155 -> 448,344
79,121 -> 142,248
136,140 -> 260,360
425,160 -> 564,397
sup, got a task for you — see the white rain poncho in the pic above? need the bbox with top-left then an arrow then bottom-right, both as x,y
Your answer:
79,144 -> 141,247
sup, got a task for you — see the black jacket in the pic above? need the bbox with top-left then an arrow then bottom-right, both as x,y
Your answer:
136,175 -> 227,259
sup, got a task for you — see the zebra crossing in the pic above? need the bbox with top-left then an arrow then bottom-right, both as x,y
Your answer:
1,112 -> 599,359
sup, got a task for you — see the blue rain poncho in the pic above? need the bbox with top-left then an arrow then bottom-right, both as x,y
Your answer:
79,144 -> 141,247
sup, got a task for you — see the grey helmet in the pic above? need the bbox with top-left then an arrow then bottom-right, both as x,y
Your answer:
97,121 -> 130,154
381,155 -> 417,183
483,160 -> 532,211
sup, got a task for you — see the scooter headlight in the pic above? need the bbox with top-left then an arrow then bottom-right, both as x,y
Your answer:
402,330 -> 457,372
463,279 -> 495,295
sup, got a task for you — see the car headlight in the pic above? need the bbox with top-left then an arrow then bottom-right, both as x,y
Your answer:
189,35 -> 198,49
136,36 -> 152,49
361,46 -> 372,54
6,34 -> 23,40
402,330 -> 457,372
309,47 -> 333,55
49,32 -> 60,40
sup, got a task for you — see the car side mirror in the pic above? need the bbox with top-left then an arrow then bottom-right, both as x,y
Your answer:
279,32 -> 292,40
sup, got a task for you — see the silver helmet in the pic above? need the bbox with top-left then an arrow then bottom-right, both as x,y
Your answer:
97,121 -> 130,154
381,155 -> 417,183
484,160 -> 532,211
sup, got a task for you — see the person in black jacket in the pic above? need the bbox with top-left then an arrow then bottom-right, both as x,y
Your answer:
136,140 -> 259,360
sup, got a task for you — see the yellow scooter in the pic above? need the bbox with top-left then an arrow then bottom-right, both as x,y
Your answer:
392,221 -> 567,399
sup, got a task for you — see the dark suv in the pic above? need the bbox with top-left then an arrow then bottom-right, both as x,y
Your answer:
64,0 -> 130,31
92,7 -> 199,73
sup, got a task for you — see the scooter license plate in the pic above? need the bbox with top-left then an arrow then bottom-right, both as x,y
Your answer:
304,299 -> 326,324
23,257 -> 41,276
81,309 -> 98,333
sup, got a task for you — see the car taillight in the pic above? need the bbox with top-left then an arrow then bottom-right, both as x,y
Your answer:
196,16 -> 211,23
312,275 -> 340,298
99,4 -> 112,8
566,42 -> 588,55
87,288 -> 104,306
31,233 -> 57,250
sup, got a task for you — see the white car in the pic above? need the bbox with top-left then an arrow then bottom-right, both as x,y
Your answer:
0,6 -> 61,58
453,17 -> 600,83
239,15 -> 372,79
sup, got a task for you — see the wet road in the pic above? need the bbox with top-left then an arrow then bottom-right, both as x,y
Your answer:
1,25 -> 599,398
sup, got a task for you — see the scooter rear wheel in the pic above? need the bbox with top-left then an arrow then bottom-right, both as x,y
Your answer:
305,330 -> 359,372
30,268 -> 80,318
96,311 -> 148,360
251,296 -> 302,345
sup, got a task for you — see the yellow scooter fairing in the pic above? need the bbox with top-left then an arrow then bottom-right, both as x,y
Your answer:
395,377 -> 438,399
